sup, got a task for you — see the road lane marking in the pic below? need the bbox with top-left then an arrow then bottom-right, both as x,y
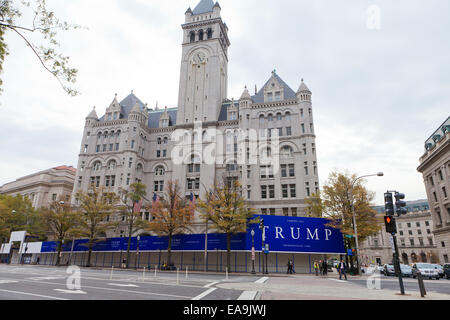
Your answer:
204,281 -> 219,288
27,276 -> 66,281
238,291 -> 258,300
255,277 -> 269,284
108,283 -> 139,288
0,288 -> 68,300
0,277 -> 193,299
0,280 -> 19,284
54,289 -> 87,294
192,288 -> 217,300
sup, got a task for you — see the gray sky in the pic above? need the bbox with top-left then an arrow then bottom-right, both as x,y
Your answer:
1,0 -> 449,205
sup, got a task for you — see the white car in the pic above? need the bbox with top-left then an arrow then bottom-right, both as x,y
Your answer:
412,263 -> 440,280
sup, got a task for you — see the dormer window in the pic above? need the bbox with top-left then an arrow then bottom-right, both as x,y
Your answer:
161,119 -> 169,128
267,93 -> 273,102
275,91 -> 281,101
113,112 -> 118,120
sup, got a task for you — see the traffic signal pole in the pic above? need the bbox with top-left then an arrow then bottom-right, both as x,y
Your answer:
391,232 -> 405,295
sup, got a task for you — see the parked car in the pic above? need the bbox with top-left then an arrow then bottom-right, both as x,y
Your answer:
400,264 -> 413,277
376,265 -> 384,274
431,264 -> 444,278
443,264 -> 450,280
383,264 -> 396,276
412,263 -> 440,280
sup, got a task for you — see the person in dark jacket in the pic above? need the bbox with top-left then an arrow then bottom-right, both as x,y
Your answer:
286,259 -> 292,274
322,260 -> 328,276
338,260 -> 347,280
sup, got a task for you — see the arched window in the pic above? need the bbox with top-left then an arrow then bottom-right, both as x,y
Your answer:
280,146 -> 293,158
104,131 -> 108,138
93,161 -> 102,171
285,112 -> 291,124
207,28 -> 212,39
110,130 -> 115,137
190,31 -> 195,43
259,115 -> 265,127
268,114 -> 273,122
157,137 -> 162,145
198,30 -> 204,41
116,130 -> 121,137
136,163 -> 143,174
163,137 -> 168,144
97,132 -> 102,138
276,113 -> 282,121
155,166 -> 165,176
107,160 -> 116,170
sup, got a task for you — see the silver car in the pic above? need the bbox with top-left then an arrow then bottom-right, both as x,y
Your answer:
431,264 -> 444,278
400,264 -> 413,277
412,263 -> 440,280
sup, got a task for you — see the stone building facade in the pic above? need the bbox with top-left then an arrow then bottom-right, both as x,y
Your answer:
71,0 -> 320,238
417,116 -> 450,263
0,165 -> 76,209
360,200 -> 440,265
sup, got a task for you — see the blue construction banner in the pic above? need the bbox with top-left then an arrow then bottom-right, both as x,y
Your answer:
39,215 -> 345,254
246,215 -> 346,254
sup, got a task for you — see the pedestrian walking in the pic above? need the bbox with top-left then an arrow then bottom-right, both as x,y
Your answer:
314,261 -> 319,276
319,260 -> 323,276
290,260 -> 295,274
286,259 -> 292,274
338,260 -> 347,280
322,260 -> 328,276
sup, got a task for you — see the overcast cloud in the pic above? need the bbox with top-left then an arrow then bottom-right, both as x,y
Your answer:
0,0 -> 449,205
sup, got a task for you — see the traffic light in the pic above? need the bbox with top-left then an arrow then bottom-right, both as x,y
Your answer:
384,192 -> 394,216
384,215 -> 397,234
395,192 -> 407,216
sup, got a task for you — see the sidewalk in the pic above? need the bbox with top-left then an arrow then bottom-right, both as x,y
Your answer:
217,274 -> 450,300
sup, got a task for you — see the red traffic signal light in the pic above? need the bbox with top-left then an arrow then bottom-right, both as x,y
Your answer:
384,215 -> 397,234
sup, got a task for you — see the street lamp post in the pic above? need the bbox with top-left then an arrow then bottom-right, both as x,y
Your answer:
251,229 -> 255,274
349,172 -> 384,276
136,236 -> 140,269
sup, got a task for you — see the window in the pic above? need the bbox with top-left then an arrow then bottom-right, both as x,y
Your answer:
291,208 -> 297,217
108,160 -> 116,170
425,221 -> 430,226
419,238 -> 424,246
438,170 -> 443,181
441,241 -> 445,248
443,186 -> 447,198
417,229 -> 422,235
409,239 -> 415,246
84,145 -> 88,153
281,165 -> 287,178
198,29 -> 204,41
427,229 -> 431,234
437,210 -> 443,225
247,186 -> 251,199
131,140 -> 135,149
261,186 -> 267,199
301,123 -> 305,133
433,192 -> 438,202
207,28 -> 212,39
280,146 -> 293,158
115,143 -> 119,151
260,166 -> 274,179
187,178 -> 200,190
128,158 -> 133,168
429,176 -> 434,186
290,184 -> 296,198
269,208 -> 275,216
52,194 -> 57,201
282,185 -> 288,198
399,231 -> 404,236
416,222 -> 420,227
269,185 -> 275,198
190,31 -> 195,43
155,166 -> 165,176
286,127 -> 292,136
157,150 -> 161,158
154,181 -> 164,192
267,93 -> 273,102
407,223 -> 411,228
261,208 -> 267,215
278,128 -> 283,136
283,208 -> 289,216
408,230 -> 413,235
96,145 -> 100,153
109,144 -> 113,151
275,92 -> 281,101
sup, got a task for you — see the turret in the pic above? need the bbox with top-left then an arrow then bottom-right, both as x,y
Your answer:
85,106 -> 98,127
296,78 -> 311,102
239,86 -> 252,108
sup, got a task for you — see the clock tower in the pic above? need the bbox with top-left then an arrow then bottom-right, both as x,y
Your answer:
177,0 -> 230,124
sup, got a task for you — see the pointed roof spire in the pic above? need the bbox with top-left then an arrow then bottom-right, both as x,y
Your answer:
240,86 -> 252,100
87,106 -> 98,119
297,78 -> 311,93
193,0 -> 215,15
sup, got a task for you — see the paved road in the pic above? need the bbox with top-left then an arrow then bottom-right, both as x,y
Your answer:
348,274 -> 450,295
0,264 -> 262,300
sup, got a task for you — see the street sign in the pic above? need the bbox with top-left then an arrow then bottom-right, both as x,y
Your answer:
389,235 -> 395,254
347,249 -> 353,256
345,235 -> 354,239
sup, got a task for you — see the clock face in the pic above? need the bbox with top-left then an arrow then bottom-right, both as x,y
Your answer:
193,51 -> 206,64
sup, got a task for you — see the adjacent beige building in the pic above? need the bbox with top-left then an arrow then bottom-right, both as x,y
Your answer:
0,165 -> 76,209
360,200 -> 440,265
417,116 -> 450,263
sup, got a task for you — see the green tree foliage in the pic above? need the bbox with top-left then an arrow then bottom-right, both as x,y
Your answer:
0,0 -> 81,95
0,194 -> 45,240
75,186 -> 119,267
118,182 -> 150,268
147,180 -> 194,267
197,176 -> 258,273
321,171 -> 381,243
40,199 -> 81,265
304,192 -> 324,218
